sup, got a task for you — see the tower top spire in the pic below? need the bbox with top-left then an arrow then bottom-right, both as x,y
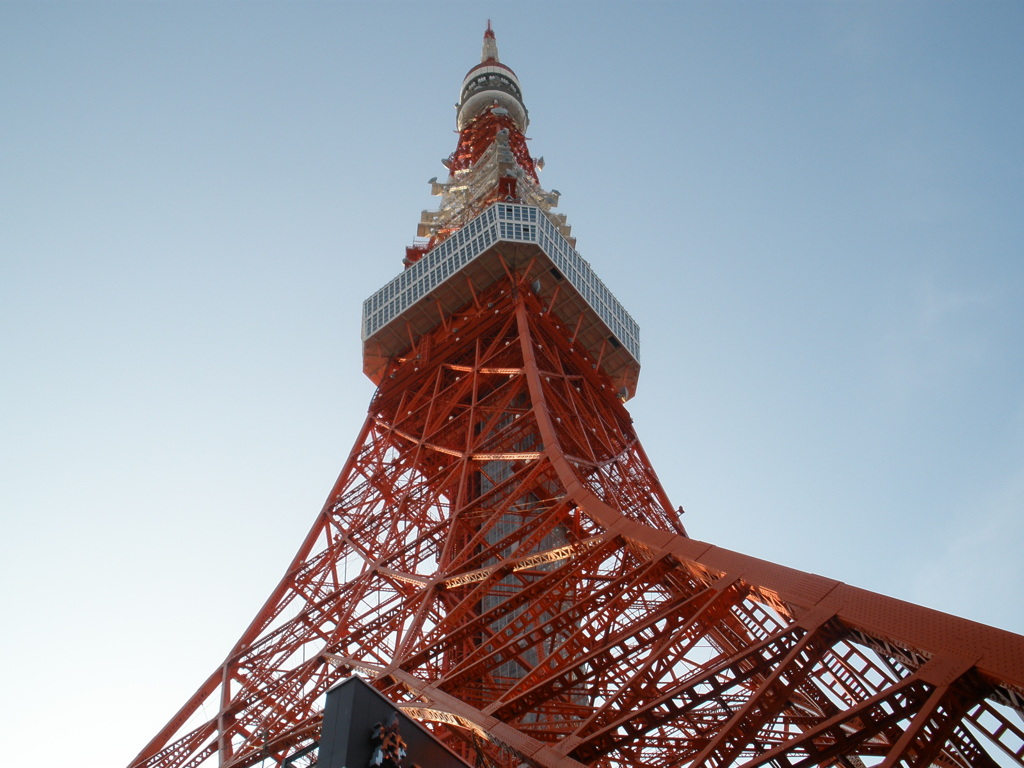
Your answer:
481,20 -> 498,62
457,22 -> 527,132
407,25 -> 558,265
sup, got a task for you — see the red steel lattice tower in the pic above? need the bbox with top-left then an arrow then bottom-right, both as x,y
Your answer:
130,26 -> 1024,768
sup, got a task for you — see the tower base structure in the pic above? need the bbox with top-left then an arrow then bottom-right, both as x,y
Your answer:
131,255 -> 1024,768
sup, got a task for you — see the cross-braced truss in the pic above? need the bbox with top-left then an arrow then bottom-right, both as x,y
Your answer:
131,269 -> 1024,768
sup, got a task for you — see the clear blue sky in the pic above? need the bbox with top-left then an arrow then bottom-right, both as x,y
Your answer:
2,3 -> 1022,766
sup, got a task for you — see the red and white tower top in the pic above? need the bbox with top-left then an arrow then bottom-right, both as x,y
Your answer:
456,21 -> 529,134
366,25 -> 641,400
411,25 -> 566,257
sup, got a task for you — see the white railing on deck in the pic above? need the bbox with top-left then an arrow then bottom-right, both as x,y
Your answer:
362,204 -> 640,362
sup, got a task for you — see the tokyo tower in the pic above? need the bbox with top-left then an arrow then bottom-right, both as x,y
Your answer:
130,25 -> 1024,768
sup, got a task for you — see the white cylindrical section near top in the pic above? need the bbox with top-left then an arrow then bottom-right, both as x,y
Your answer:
457,62 -> 529,132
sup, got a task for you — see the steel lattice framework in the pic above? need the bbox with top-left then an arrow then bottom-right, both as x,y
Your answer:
130,26 -> 1024,768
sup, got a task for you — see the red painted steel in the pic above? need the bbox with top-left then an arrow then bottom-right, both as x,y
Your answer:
129,26 -> 1024,768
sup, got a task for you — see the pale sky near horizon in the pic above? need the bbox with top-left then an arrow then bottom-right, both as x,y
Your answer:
2,3 -> 1023,766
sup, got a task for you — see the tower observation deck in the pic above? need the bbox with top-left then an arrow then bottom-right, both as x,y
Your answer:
130,25 -> 1024,768
362,202 -> 641,399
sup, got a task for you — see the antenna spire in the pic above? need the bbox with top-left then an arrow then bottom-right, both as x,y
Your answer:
481,21 -> 499,62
